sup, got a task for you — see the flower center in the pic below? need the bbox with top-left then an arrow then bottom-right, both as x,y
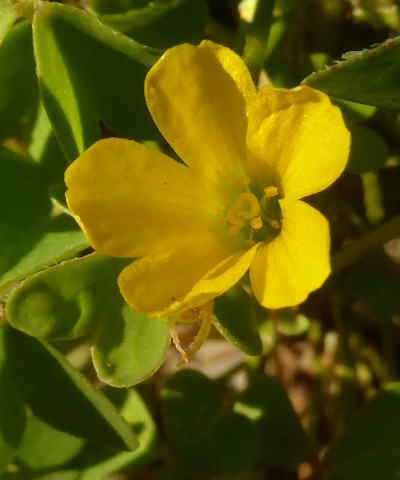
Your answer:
223,183 -> 282,245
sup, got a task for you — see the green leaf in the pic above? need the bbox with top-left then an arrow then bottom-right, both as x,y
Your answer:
33,2 -> 160,160
17,415 -> 85,470
3,326 -> 138,451
343,259 -> 400,323
162,369 -> 258,474
76,389 -> 159,480
214,284 -> 262,356
0,146 -> 87,289
303,37 -> 400,108
0,1 -> 18,45
0,325 -> 26,473
7,253 -> 170,384
234,374 -> 313,469
92,305 -> 170,387
96,0 -> 209,50
6,254 -> 128,340
0,147 -> 50,281
326,382 -> 400,480
0,215 -> 88,290
275,310 -> 311,336
0,21 -> 38,140
347,126 -> 388,174
28,102 -> 69,186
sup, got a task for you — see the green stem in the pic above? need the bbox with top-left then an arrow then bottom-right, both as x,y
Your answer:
242,0 -> 276,83
332,215 -> 400,273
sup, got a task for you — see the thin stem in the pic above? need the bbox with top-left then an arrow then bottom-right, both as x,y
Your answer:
332,215 -> 400,273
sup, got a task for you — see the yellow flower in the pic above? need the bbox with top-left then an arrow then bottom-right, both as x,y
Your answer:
65,41 -> 350,321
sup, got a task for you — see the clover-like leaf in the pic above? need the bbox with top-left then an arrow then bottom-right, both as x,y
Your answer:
162,369 -> 258,474
33,2 -> 160,160
304,37 -> 400,108
214,284 -> 262,356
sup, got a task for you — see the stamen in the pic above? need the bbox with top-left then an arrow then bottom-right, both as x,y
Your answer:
229,225 -> 241,236
264,186 -> 278,197
168,302 -> 214,366
240,176 -> 251,185
269,220 -> 281,229
250,216 -> 263,230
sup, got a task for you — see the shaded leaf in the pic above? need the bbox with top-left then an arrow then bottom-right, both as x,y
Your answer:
162,369 -> 258,474
304,37 -> 400,108
234,374 -> 313,468
97,0 -> 209,50
347,126 -> 388,174
0,21 -> 38,140
75,389 -> 159,480
214,284 -> 262,356
0,325 -> 26,473
4,326 -> 138,451
326,383 -> 400,480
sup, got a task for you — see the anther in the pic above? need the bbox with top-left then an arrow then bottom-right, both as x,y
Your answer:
269,220 -> 281,229
250,216 -> 263,230
264,186 -> 278,197
229,225 -> 241,236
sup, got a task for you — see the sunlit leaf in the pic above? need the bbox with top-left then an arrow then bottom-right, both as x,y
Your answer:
92,306 -> 170,387
17,415 -> 85,470
33,2 -> 160,160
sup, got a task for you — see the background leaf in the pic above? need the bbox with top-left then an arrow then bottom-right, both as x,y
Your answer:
162,369 -> 258,474
94,0 -> 209,50
326,382 -> 400,480
234,374 -> 314,469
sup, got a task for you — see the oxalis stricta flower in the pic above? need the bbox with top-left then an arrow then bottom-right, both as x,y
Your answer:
65,41 -> 350,361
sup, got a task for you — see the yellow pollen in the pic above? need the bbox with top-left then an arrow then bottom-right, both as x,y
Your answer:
229,225 -> 241,236
250,216 -> 263,230
227,192 -> 261,226
270,220 -> 281,229
240,176 -> 251,185
264,186 -> 278,197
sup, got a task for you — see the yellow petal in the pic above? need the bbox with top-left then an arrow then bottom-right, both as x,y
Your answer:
250,199 -> 330,308
200,40 -> 257,105
119,240 -> 258,317
145,41 -> 254,191
246,85 -> 350,199
65,138 -> 221,258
